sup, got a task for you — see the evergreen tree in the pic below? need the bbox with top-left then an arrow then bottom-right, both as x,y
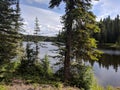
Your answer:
94,15 -> 120,44
42,54 -> 53,78
26,42 -> 36,65
0,0 -> 23,64
33,17 -> 40,62
49,0 -> 100,81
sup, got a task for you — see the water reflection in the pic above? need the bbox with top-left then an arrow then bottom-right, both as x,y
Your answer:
93,62 -> 120,87
84,52 -> 120,87
39,43 -> 120,86
85,54 -> 120,72
100,49 -> 120,55
23,42 -> 120,87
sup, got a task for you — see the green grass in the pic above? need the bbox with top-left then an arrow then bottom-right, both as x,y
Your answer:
0,85 -> 7,90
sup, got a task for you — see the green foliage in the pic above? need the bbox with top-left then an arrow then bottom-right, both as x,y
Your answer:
16,42 -> 41,77
54,67 -> 64,81
115,40 -> 120,48
91,84 -> 104,90
94,15 -> 120,44
17,59 -> 41,76
34,17 -> 40,37
53,82 -> 63,88
16,53 -> 53,84
15,42 -> 41,83
0,61 -> 20,84
72,30 -> 102,61
70,64 -> 94,90
69,63 -> 115,90
106,86 -> 114,90
23,35 -> 56,42
25,42 -> 36,64
33,17 -> 41,62
0,0 -> 23,64
0,85 -> 7,90
91,83 -> 115,90
42,55 -> 53,78
49,0 -> 101,82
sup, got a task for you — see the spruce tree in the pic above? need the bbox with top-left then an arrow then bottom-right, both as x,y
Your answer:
95,15 -> 120,44
49,0 -> 101,81
34,17 -> 40,62
0,0 -> 23,64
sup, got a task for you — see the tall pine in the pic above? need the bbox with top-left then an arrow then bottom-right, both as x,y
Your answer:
34,17 -> 40,62
0,0 -> 23,64
49,0 -> 100,81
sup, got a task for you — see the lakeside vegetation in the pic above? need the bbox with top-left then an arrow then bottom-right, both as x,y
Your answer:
23,34 -> 120,50
22,34 -> 57,42
98,43 -> 120,50
0,0 -> 120,90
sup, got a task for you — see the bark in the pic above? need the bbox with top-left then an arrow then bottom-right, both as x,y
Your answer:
64,16 -> 72,81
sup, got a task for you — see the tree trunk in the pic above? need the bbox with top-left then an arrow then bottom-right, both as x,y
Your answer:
64,17 -> 72,81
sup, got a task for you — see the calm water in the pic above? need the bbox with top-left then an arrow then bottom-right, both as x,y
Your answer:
87,52 -> 120,87
24,42 -> 120,87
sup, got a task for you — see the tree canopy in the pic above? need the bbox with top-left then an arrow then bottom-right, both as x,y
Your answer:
0,0 -> 23,64
94,15 -> 120,44
49,0 -> 101,81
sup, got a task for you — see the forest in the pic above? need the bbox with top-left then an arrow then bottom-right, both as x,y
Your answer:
0,0 -> 120,90
94,15 -> 120,44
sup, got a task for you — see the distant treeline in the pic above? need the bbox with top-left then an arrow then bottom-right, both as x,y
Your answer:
22,35 -> 57,42
94,15 -> 120,44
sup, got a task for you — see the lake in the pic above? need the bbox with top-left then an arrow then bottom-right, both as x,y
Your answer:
24,42 -> 120,87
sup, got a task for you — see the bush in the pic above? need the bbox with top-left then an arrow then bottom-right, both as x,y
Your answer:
0,61 -> 20,84
0,85 -> 7,90
41,54 -> 53,79
70,64 -> 94,90
17,59 -> 42,76
91,80 -> 104,90
15,54 -> 54,84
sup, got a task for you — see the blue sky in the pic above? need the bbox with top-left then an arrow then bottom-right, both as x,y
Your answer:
20,0 -> 120,36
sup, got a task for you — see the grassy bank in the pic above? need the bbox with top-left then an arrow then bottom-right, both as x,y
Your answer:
0,84 -> 120,90
0,84 -> 80,90
98,43 -> 120,50
0,61 -> 119,90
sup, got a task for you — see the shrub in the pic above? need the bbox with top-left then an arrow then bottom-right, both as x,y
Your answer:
70,64 -> 94,90
41,54 -> 53,79
0,85 -> 7,90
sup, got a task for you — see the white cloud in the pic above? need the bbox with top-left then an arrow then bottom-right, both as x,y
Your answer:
92,0 -> 120,20
26,0 -> 49,4
20,4 -> 62,36
21,0 -> 120,36
91,0 -> 100,5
